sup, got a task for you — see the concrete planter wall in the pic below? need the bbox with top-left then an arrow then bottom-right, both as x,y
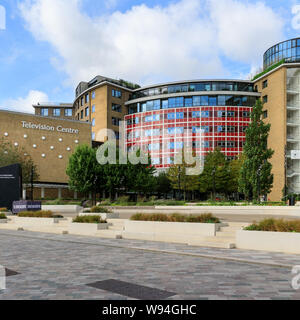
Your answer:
122,220 -> 220,244
236,230 -> 300,254
79,212 -> 119,219
0,219 -> 8,224
69,222 -> 108,235
42,205 -> 83,214
12,217 -> 64,225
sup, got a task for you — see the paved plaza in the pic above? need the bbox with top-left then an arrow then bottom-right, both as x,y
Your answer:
0,229 -> 300,300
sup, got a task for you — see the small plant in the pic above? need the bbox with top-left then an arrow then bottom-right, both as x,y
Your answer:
130,213 -> 220,224
244,218 -> 300,233
0,208 -> 8,212
90,206 -> 112,213
73,215 -> 107,224
17,211 -> 60,218
0,213 -> 7,219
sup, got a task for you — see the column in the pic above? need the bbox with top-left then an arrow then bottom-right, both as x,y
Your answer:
22,188 -> 26,200
58,188 -> 62,199
41,187 -> 45,199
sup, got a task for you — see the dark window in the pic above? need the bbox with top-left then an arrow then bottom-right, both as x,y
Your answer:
263,80 -> 268,89
263,95 -> 268,104
263,110 -> 268,119
85,107 -> 89,117
112,104 -> 122,112
112,117 -> 121,126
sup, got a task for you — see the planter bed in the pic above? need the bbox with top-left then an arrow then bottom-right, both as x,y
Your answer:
236,230 -> 300,254
122,220 -> 221,244
69,222 -> 109,235
12,217 -> 65,226
42,205 -> 83,214
0,219 -> 8,224
79,212 -> 119,219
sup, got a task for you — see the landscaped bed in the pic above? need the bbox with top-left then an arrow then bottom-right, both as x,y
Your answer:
130,213 -> 220,223
12,211 -> 65,225
80,206 -> 119,219
70,215 -> 109,234
236,218 -> 300,254
17,211 -> 63,218
0,213 -> 8,223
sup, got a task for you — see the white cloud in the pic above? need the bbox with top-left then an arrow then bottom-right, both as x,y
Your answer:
18,0 -> 286,86
209,0 -> 284,66
0,90 -> 49,113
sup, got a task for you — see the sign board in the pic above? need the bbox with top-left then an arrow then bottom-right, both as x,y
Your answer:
0,164 -> 22,211
12,201 -> 42,215
291,150 -> 300,160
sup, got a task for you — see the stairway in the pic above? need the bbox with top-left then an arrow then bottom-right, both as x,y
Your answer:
188,222 -> 247,249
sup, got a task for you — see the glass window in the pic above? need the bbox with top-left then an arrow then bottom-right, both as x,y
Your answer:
112,89 -> 122,98
85,94 -> 89,103
263,95 -> 268,104
53,108 -> 61,117
201,111 -> 210,118
193,96 -> 201,106
162,100 -> 168,109
153,100 -> 160,110
209,96 -> 217,106
64,109 -> 73,117
41,108 -> 48,116
112,104 -> 122,112
92,118 -> 95,127
92,105 -> 96,113
112,117 -> 121,126
200,96 -> 209,106
148,143 -> 160,151
92,91 -> 95,99
85,107 -> 89,117
152,158 -> 160,165
192,111 -> 200,118
185,97 -> 193,107
218,96 -> 226,105
92,132 -> 95,140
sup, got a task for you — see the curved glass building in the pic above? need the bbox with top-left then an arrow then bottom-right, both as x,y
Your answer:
264,37 -> 300,70
125,80 -> 260,168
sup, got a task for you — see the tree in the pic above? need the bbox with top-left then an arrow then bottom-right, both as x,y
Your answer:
199,148 -> 230,200
227,154 -> 245,196
0,138 -> 39,183
155,172 -> 172,198
239,99 -> 274,202
66,145 -> 101,203
167,151 -> 199,201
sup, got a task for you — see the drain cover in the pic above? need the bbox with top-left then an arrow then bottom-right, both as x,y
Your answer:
87,279 -> 176,300
5,269 -> 19,277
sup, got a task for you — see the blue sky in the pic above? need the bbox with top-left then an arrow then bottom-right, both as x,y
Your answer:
0,0 -> 299,113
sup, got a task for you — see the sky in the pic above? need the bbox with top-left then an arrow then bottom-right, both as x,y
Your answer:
0,0 -> 299,113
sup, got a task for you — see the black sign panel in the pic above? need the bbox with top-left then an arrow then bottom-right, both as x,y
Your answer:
0,164 -> 22,211
12,201 -> 41,214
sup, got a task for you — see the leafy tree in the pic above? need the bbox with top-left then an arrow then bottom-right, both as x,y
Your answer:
155,172 -> 172,198
226,154 -> 245,195
0,138 -> 39,183
66,145 -> 101,203
199,148 -> 230,200
239,99 -> 274,202
167,151 -> 199,201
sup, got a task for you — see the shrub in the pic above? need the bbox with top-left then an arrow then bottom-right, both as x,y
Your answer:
100,199 -> 112,206
244,218 -> 300,233
0,213 -> 7,219
73,215 -> 107,224
44,199 -> 81,205
90,206 -> 112,213
17,211 -> 63,218
0,208 -> 8,212
130,213 -> 220,223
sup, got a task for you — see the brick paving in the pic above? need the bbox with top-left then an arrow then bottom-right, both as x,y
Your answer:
0,229 -> 300,300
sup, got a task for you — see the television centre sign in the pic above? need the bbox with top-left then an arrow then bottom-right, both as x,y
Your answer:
21,121 -> 79,134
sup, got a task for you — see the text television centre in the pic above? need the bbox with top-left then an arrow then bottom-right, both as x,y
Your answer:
2,37 -> 300,201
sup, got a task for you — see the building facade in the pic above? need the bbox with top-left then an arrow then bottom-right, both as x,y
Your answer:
34,103 -> 74,120
0,110 -> 91,199
124,81 -> 259,168
254,37 -> 300,201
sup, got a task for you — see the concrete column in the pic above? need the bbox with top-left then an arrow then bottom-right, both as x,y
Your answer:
41,187 -> 45,199
58,188 -> 62,199
22,188 -> 26,200
74,191 -> 78,200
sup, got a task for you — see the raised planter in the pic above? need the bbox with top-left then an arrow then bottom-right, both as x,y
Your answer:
42,205 -> 83,214
79,212 -> 119,219
69,222 -> 109,235
122,220 -> 220,244
236,230 -> 300,254
12,217 -> 65,226
0,219 -> 8,224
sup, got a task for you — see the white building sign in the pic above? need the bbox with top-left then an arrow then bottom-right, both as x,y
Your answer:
21,121 -> 79,134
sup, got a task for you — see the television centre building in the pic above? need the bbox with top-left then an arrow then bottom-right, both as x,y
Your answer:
1,38 -> 300,201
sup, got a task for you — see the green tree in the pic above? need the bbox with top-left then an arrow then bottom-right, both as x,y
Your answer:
199,148 -> 230,200
0,138 -> 39,183
155,172 -> 172,198
66,145 -> 101,203
239,99 -> 274,202
167,152 -> 199,201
